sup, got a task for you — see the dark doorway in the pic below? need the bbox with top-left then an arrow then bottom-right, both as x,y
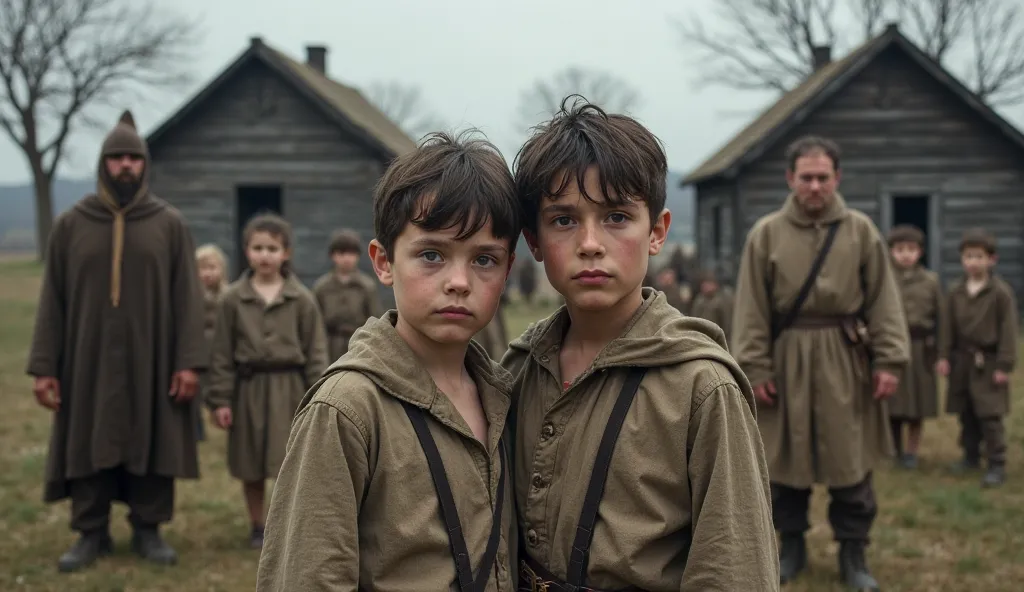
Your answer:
891,195 -> 931,267
236,185 -> 282,275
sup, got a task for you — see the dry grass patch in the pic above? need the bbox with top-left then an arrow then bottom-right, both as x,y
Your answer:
1,266 -> 1022,590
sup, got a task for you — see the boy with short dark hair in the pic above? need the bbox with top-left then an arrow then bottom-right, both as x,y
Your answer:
937,228 -> 1017,488
887,224 -> 945,469
257,131 -> 521,590
505,96 -> 778,590
313,229 -> 382,361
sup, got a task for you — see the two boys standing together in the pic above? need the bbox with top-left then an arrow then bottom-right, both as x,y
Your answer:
255,98 -> 780,590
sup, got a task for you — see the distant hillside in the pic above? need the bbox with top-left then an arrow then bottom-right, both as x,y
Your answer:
665,171 -> 694,246
0,178 -> 94,250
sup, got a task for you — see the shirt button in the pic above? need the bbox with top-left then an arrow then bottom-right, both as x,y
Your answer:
531,472 -> 545,488
526,529 -> 538,546
541,424 -> 555,439
539,355 -> 549,362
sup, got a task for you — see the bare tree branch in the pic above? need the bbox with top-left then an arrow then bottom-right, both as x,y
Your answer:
897,0 -> 973,62
967,0 -> 1024,105
516,66 -> 641,131
0,0 -> 201,257
365,81 -> 446,141
674,0 -> 1024,106
674,0 -> 844,94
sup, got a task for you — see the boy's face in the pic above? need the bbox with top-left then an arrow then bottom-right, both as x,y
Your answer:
526,166 -> 670,312
246,231 -> 289,278
890,241 -> 922,269
331,251 -> 359,274
961,246 -> 996,278
700,280 -> 718,295
370,218 -> 513,346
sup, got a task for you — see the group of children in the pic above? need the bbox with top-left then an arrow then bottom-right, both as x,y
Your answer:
888,224 -> 1017,487
191,223 -> 382,548
178,94 -> 1017,590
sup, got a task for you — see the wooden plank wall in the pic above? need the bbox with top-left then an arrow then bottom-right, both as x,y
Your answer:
730,46 -> 1024,294
148,60 -> 390,301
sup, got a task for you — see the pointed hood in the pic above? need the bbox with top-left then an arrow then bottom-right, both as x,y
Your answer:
89,109 -> 156,308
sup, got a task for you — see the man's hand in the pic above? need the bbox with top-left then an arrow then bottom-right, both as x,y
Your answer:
935,359 -> 950,377
872,370 -> 899,400
32,377 -> 61,411
213,406 -> 233,430
169,370 -> 199,403
753,381 -> 777,405
993,370 -> 1010,386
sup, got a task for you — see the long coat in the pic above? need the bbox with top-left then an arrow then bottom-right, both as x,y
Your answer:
26,192 -> 208,502
206,273 -> 329,482
889,265 -> 945,420
939,275 -> 1018,418
731,193 -> 910,489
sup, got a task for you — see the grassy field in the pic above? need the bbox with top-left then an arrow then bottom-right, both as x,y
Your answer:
1,258 -> 1022,591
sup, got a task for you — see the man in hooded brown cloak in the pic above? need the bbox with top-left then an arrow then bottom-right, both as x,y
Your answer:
26,110 -> 208,572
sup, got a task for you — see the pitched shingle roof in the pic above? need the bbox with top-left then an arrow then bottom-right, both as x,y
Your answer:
147,37 -> 417,160
683,25 -> 1024,186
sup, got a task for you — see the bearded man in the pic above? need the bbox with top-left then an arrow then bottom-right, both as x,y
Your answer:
731,135 -> 909,591
27,110 -> 208,572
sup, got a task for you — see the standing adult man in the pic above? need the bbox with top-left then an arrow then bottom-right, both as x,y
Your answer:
27,111 -> 208,573
732,136 -> 909,591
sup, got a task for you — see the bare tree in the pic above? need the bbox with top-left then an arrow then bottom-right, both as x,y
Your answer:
675,0 -> 1024,106
517,66 -> 641,131
365,81 -> 446,141
0,0 -> 200,259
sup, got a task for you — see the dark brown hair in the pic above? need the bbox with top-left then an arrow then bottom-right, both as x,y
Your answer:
328,229 -> 362,255
243,212 -> 293,274
513,95 -> 667,234
960,227 -> 997,255
372,130 -> 520,260
785,135 -> 841,171
887,224 -> 925,247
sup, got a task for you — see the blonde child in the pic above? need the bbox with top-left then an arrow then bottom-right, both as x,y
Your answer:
206,214 -> 329,548
195,244 -> 229,442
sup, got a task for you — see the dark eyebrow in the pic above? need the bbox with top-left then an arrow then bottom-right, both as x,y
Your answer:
408,236 -> 508,254
408,237 -> 453,250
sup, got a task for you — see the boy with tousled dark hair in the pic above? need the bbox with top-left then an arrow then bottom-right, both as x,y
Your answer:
313,228 -> 382,361
257,130 -> 521,591
505,96 -> 778,590
937,227 -> 1017,488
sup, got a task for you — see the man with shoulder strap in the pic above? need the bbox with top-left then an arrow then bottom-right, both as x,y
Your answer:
732,136 -> 910,591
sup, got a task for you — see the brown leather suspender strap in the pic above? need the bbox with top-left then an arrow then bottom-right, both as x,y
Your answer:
402,402 -> 506,592
565,366 -> 648,590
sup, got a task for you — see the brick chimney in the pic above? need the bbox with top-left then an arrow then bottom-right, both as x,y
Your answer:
812,45 -> 832,71
306,45 -> 327,74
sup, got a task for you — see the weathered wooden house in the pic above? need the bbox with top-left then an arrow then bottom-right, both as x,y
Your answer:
146,37 -> 416,291
684,24 -> 1024,294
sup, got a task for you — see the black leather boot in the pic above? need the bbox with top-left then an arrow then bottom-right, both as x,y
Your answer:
779,533 -> 807,584
838,540 -> 880,591
57,531 -> 113,573
982,463 -> 1006,488
131,526 -> 178,565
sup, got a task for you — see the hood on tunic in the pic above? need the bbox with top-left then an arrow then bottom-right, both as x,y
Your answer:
315,310 -> 513,412
76,110 -> 160,308
509,287 -> 748,382
781,191 -> 849,226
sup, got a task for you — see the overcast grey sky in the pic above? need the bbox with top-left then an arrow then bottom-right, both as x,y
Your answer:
2,0 -> 1023,184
